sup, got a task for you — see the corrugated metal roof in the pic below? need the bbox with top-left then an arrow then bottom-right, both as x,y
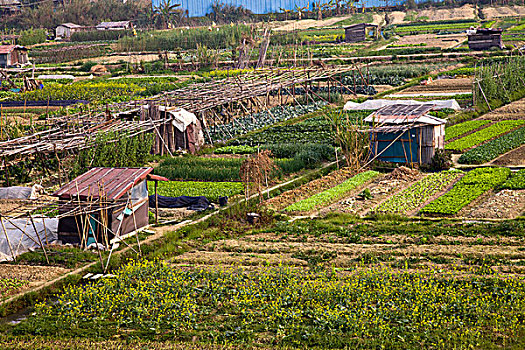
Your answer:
364,104 -> 446,125
59,23 -> 82,28
54,167 -> 153,200
0,45 -> 25,55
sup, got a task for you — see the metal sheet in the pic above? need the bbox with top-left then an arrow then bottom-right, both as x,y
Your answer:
54,167 -> 153,200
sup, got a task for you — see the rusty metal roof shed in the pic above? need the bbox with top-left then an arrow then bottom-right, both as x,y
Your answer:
0,45 -> 26,55
54,167 -> 153,201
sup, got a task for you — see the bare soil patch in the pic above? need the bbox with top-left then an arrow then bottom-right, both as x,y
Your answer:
479,99 -> 525,121
418,4 -> 476,21
482,5 -> 525,19
492,144 -> 525,166
397,77 -> 472,94
466,189 -> 525,219
393,34 -> 466,49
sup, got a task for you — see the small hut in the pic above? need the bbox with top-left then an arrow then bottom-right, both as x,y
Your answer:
118,105 -> 205,154
365,104 -> 446,165
0,45 -> 29,68
53,167 -> 167,246
345,23 -> 378,43
468,28 -> 503,50
55,23 -> 85,40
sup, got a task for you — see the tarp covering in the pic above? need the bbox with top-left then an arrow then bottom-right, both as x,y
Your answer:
344,99 -> 461,111
0,185 -> 42,200
0,218 -> 58,261
165,107 -> 198,133
149,195 -> 212,211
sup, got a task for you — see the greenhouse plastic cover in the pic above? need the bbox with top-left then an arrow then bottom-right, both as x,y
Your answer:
0,185 -> 43,200
0,218 -> 58,262
344,99 -> 461,111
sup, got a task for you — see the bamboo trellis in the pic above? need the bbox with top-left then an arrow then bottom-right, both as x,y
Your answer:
0,66 -> 360,163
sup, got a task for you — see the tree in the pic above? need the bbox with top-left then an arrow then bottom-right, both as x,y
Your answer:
154,0 -> 182,29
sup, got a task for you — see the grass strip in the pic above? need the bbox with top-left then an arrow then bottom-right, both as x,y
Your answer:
285,170 -> 379,212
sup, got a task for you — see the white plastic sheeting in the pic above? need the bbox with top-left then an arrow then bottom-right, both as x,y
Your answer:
0,217 -> 58,261
0,185 -> 43,200
165,107 -> 198,133
344,99 -> 461,111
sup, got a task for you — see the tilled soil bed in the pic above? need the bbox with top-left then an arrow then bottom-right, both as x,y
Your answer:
466,189 -> 525,219
320,167 -> 424,216
265,167 -> 356,211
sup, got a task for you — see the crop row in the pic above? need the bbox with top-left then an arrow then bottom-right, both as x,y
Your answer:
285,171 -> 380,212
445,120 -> 491,141
209,102 -> 326,142
445,120 -> 525,151
147,181 -> 244,202
458,126 -> 525,164
421,167 -> 511,215
501,170 -> 525,190
374,170 -> 463,215
156,144 -> 334,181
0,278 -> 27,299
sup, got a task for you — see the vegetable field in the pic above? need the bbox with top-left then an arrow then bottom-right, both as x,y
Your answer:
501,170 -> 525,190
421,167 -> 510,215
285,171 -> 379,212
374,170 -> 463,215
458,126 -> 525,164
445,120 -> 491,141
445,120 -> 525,151
22,259 -> 525,348
148,181 -> 244,202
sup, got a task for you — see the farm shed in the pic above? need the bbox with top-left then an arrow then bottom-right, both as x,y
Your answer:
364,104 -> 446,165
345,23 -> 378,43
0,45 -> 29,68
96,21 -> 131,31
53,167 -> 165,246
118,105 -> 205,154
468,28 -> 503,50
55,23 -> 86,40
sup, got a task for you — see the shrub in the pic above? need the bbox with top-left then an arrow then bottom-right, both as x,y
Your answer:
18,28 -> 47,46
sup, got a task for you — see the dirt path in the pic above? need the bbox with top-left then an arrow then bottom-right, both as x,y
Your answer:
273,15 -> 354,31
492,144 -> 525,166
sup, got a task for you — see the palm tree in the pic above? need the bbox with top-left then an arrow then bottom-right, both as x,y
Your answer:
154,0 -> 182,29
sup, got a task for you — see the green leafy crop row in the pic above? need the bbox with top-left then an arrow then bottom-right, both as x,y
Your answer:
374,170 -> 463,215
285,171 -> 380,212
421,167 -> 510,215
445,120 -> 525,151
458,126 -> 525,164
147,181 -> 244,202
445,120 -> 491,141
501,170 -> 525,190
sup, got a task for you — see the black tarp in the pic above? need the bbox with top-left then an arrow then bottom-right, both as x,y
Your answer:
149,195 -> 213,211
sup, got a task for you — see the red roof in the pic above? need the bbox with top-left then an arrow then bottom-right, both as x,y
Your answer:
0,45 -> 26,54
54,167 -> 153,200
